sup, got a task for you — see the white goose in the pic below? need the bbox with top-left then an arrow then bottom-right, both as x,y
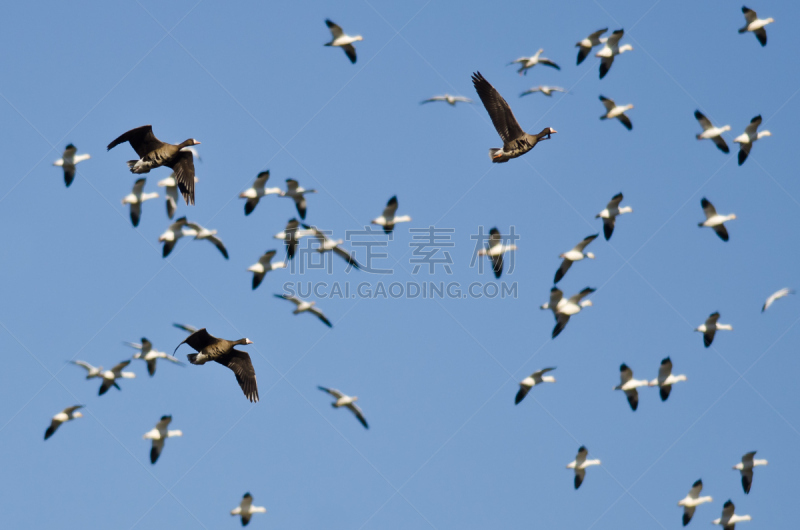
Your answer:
324,19 -> 363,64
318,386 -> 368,429
712,500 -> 751,529
478,228 -> 517,279
231,493 -> 267,526
420,94 -> 473,106
53,144 -> 90,187
695,312 -> 732,348
157,174 -> 198,219
678,479 -> 713,526
520,85 -> 567,97
566,446 -> 601,489
649,357 -> 686,401
248,250 -> 287,290
44,405 -> 84,440
98,360 -> 136,396
143,415 -> 182,464
274,294 -> 332,328
515,367 -> 556,405
762,287 -> 793,312
734,451 -> 768,494
121,178 -> 158,227
302,224 -> 361,269
282,178 -> 316,220
734,115 -> 770,165
694,110 -> 731,154
554,234 -> 597,284
240,170 -> 283,216
596,29 -> 633,79
274,218 -> 316,260
613,363 -> 649,411
739,6 -> 773,47
508,48 -> 560,75
576,28 -> 608,65
185,221 -> 229,259
596,192 -> 633,240
71,360 -> 103,379
371,196 -> 411,234
541,287 -> 594,338
599,96 -> 633,130
699,198 -> 736,242
124,337 -> 183,376
158,217 -> 192,258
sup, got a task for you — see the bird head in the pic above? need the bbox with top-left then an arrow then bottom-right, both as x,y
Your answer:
74,412 -> 83,419
586,252 -> 595,259
189,139 -> 201,146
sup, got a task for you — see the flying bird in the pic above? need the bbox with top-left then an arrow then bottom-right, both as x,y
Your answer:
185,221 -> 229,259
733,451 -> 767,494
44,405 -> 84,440
371,196 -> 412,234
733,115 -> 771,165
738,6 -> 773,46
599,95 -> 633,130
515,367 -> 556,405
324,19 -> 362,63
613,363 -> 649,411
699,198 -> 736,242
143,415 -> 182,464
274,294 -> 333,328
158,217 -> 192,258
596,29 -> 633,79
477,228 -> 517,279
695,312 -> 732,348
678,479 -> 713,526
282,179 -> 316,220
248,250 -> 287,290
240,171 -> 283,215
541,287 -> 595,338
566,446 -> 601,489
98,360 -> 136,396
231,493 -> 267,526
318,386 -> 368,428
520,85 -> 567,97
648,357 -> 687,401
420,94 -> 473,106
694,111 -> 731,153
157,173 -> 198,219
124,337 -> 183,376
712,500 -> 751,529
121,178 -> 158,227
508,48 -> 560,75
576,28 -> 608,64
302,224 -> 361,269
70,360 -> 103,379
53,144 -> 90,187
554,234 -> 597,283
596,192 -> 633,240
762,288 -> 793,312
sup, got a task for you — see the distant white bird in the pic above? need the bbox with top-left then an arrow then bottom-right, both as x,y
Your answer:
71,360 -> 103,379
231,492 -> 267,526
240,170 -> 283,216
324,19 -> 363,64
282,179 -> 316,220
302,224 -> 361,269
157,174 -> 198,219
738,6 -> 773,47
734,115 -> 771,165
478,228 -> 517,279
566,446 -> 601,489
420,94 -> 473,106
248,250 -> 287,290
121,178 -> 158,227
599,95 -> 633,130
541,287 -> 594,338
694,111 -> 731,154
695,312 -> 732,348
613,363 -> 649,411
648,357 -> 686,401
596,29 -> 633,79
44,405 -> 84,440
554,234 -> 597,284
515,367 -> 556,405
762,288 -> 793,312
712,500 -> 751,529
143,415 -> 182,464
520,85 -> 567,97
733,451 -> 768,494
274,294 -> 332,328
274,218 -> 315,260
371,196 -> 411,234
318,386 -> 368,429
158,217 -> 191,258
678,479 -> 713,526
596,192 -> 633,240
699,198 -> 736,242
575,28 -> 608,65
98,360 -> 136,396
508,48 -> 560,75
186,221 -> 229,259
125,337 -> 183,376
53,144 -> 91,187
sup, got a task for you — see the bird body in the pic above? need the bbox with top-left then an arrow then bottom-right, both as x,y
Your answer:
515,367 -> 556,404
712,500 -> 751,528
248,250 -> 287,290
695,312 -> 732,347
566,446 -> 601,489
541,287 -> 594,338
53,144 -> 90,187
282,179 -> 316,219
324,19 -> 362,63
318,386 -> 368,428
371,196 -> 411,234
508,48 -> 561,75
599,96 -> 634,130
699,198 -> 736,241
733,115 -> 770,165
185,221 -> 229,259
678,479 -> 713,526
99,360 -> 136,396
143,415 -> 182,464
274,294 -> 332,327
420,94 -> 472,106
302,224 -> 361,269
125,338 -> 183,376
71,360 -> 103,379
613,363 -> 649,411
240,171 -> 283,215
44,405 -> 84,440
121,178 -> 158,227
694,111 -> 731,153
555,234 -> 597,283
733,451 -> 767,494
648,357 -> 686,401
762,287 -> 793,312
158,174 -> 198,219
520,85 -> 567,97
478,228 -> 517,278
231,493 -> 267,526
596,192 -> 632,240
596,29 -> 633,78
576,28 -> 608,64
739,7 -> 773,46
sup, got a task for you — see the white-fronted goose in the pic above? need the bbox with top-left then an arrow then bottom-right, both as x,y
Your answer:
44,405 -> 84,440
124,337 -> 184,376
158,173 -> 198,219
240,171 -> 283,216
478,228 -> 517,278
472,72 -> 557,163
515,367 -> 556,405
599,96 -> 633,130
678,479 -> 713,526
371,196 -> 411,234
554,234 -> 597,284
158,217 -> 191,258
274,294 -> 332,327
302,224 -> 361,269
596,29 -> 633,79
324,19 -> 362,63
694,111 -> 731,153
739,7 -> 773,46
143,415 -> 182,464
231,493 -> 267,526
248,250 -> 287,290
508,49 -> 560,75
762,287 -> 794,312
541,287 -> 594,338
596,192 -> 632,240
107,125 -> 200,205
173,323 -> 198,334
576,28 -> 608,64
649,357 -> 686,401
613,363 -> 649,411
99,360 -> 136,396
175,328 -> 258,402
520,85 -> 567,97
53,144 -> 90,187
712,500 -> 751,528
318,386 -> 368,429
734,451 -> 768,494
699,198 -> 736,242
121,178 -> 158,227
695,312 -> 732,348
282,179 -> 316,220
567,446 -> 601,489
185,221 -> 229,259
734,115 -> 771,165
420,94 -> 473,106
71,360 -> 103,379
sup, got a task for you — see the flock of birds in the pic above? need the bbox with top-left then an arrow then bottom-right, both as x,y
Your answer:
40,7 -> 787,528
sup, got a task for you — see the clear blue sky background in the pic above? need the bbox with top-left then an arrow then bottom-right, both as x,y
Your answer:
0,0 -> 797,528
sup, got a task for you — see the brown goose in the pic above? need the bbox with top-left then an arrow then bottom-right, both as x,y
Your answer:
471,72 -> 556,163
175,328 -> 258,402
107,125 -> 200,205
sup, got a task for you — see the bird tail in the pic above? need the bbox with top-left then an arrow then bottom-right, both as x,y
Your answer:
126,160 -> 137,170
187,353 -> 199,365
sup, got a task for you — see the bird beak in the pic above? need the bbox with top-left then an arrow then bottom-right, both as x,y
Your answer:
245,339 -> 254,345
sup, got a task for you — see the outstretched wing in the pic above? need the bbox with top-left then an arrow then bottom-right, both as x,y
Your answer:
164,151 -> 196,206
107,125 -> 161,158
216,349 -> 259,403
325,19 -> 344,39
174,328 -> 216,354
472,72 -> 525,144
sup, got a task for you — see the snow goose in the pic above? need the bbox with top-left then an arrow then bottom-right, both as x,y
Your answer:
648,357 -> 686,401
302,224 -> 362,269
478,228 -> 517,279
554,234 -> 597,284
599,96 -> 633,130
541,287 -> 595,338
520,85 -> 567,97
175,328 -> 258,402
121,178 -> 158,227
318,386 -> 368,429
274,294 -> 332,328
596,192 -> 633,240
613,363 -> 649,411
699,198 -> 736,242
185,221 -> 229,259
762,287 -> 794,312
44,405 -> 84,440
566,446 -> 601,489
173,323 -> 198,334
695,312 -> 732,348
240,171 -> 283,216
158,217 -> 191,258
508,49 -> 560,75
712,500 -> 751,529
107,125 -> 200,205
124,337 -> 183,376
515,367 -> 556,405
231,493 -> 267,526
678,479 -> 713,526
739,7 -> 773,46
734,451 -> 768,494
324,19 -> 363,64
53,144 -> 90,187
596,29 -> 633,79
98,360 -> 136,396
371,196 -> 412,234
143,415 -> 182,464
695,111 -> 731,153
472,72 -> 557,162
248,250 -> 287,290
158,174 -> 198,219
282,179 -> 316,220
71,360 -> 103,379
734,115 -> 770,165
275,218 -> 310,259
420,94 -> 473,106
576,28 -> 608,65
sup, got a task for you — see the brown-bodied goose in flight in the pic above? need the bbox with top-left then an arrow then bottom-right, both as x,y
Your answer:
175,328 -> 258,402
53,144 -> 91,187
472,72 -> 556,163
107,125 -> 200,205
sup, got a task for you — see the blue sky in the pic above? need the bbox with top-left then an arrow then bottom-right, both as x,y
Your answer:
0,0 -> 797,528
